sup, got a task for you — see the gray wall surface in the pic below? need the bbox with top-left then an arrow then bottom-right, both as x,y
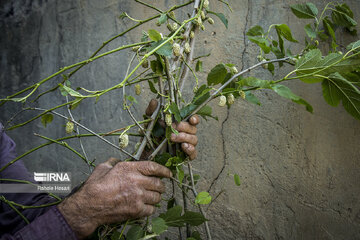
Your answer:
1,0 -> 359,239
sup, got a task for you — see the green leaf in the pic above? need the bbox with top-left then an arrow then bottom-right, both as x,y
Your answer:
331,3 -> 357,34
159,206 -> 183,227
234,174 -> 241,186
126,95 -> 138,104
238,77 -> 271,88
41,114 -> 53,128
246,25 -> 264,36
169,102 -> 182,122
193,86 -> 211,106
267,62 -> 275,75
343,71 -> 360,87
191,231 -> 202,240
321,75 -> 341,107
245,92 -> 261,105
182,211 -> 207,226
275,24 -> 298,43
323,17 -> 336,41
59,84 -> 84,98
195,192 -> 212,204
290,3 -> 318,19
347,40 -> 360,52
152,217 -> 168,235
271,84 -> 299,100
70,98 -> 82,110
154,152 -> 171,166
271,84 -> 313,112
292,98 -> 314,113
148,29 -> 162,42
207,11 -> 228,28
177,165 -> 184,184
158,14 -> 167,25
196,60 -> 203,72
126,226 -> 144,240
148,40 -> 173,56
247,36 -> 271,54
304,24 -> 317,39
151,59 -> 164,74
295,49 -> 323,83
148,80 -> 158,94
322,72 -> 360,120
296,50 -> 360,83
197,105 -> 218,120
207,64 -> 228,85
167,197 -> 175,210
110,230 -> 121,240
180,104 -> 197,119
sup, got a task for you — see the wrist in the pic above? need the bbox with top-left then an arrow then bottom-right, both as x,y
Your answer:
58,196 -> 98,239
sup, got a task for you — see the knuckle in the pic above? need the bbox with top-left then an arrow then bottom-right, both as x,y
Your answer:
154,178 -> 165,192
178,132 -> 187,140
146,161 -> 157,173
177,122 -> 186,131
95,162 -> 109,170
193,136 -> 198,145
131,200 -> 143,216
155,192 -> 162,203
150,206 -> 156,215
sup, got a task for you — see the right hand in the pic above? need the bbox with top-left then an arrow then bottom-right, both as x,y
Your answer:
58,158 -> 172,239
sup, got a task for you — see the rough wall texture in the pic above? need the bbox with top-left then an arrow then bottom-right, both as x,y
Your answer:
0,0 -> 359,239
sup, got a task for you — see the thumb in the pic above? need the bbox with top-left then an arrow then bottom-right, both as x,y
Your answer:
145,99 -> 159,116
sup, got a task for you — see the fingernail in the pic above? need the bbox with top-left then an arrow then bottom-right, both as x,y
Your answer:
183,143 -> 188,149
171,133 -> 176,139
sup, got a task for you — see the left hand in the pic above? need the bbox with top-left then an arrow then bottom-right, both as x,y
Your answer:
170,115 -> 199,160
145,99 -> 200,160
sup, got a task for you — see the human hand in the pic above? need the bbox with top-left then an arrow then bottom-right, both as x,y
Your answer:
58,159 -> 172,239
145,99 -> 200,160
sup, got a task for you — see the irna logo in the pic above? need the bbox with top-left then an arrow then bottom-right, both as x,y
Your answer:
34,172 -> 70,182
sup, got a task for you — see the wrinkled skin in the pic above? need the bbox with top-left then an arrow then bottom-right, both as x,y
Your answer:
58,100 -> 200,239
58,160 -> 172,239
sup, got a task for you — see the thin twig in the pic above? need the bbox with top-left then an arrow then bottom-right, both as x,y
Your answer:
134,103 -> 161,160
170,177 -> 195,191
66,95 -> 91,170
0,41 -> 152,105
147,138 -> 167,161
184,57 -> 291,121
0,196 -> 29,224
32,108 -> 135,159
123,51 -> 155,150
179,31 -> 197,92
188,162 -> 212,240
33,133 -> 94,167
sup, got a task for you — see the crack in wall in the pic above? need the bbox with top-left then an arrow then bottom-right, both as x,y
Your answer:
207,0 -> 250,194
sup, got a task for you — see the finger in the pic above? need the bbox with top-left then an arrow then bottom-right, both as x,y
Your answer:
189,150 -> 197,160
142,190 -> 162,205
136,161 -> 172,178
139,204 -> 156,218
140,176 -> 166,193
189,115 -> 200,126
171,132 -> 198,146
104,157 -> 122,167
145,99 -> 158,116
93,157 -> 120,176
174,122 -> 197,135
181,143 -> 197,160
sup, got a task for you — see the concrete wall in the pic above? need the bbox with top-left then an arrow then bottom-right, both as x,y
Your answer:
1,0 -> 359,239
